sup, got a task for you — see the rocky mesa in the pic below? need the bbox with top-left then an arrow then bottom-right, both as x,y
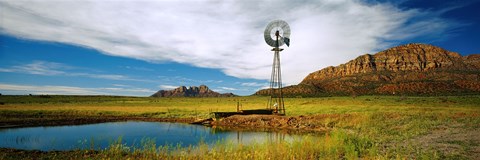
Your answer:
151,85 -> 235,97
256,43 -> 480,96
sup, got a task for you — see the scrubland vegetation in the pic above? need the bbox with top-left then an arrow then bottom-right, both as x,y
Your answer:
0,95 -> 479,159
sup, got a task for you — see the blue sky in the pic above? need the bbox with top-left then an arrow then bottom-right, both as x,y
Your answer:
0,35 -> 264,95
0,0 -> 479,96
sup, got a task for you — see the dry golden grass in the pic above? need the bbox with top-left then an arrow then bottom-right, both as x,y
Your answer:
0,95 -> 479,159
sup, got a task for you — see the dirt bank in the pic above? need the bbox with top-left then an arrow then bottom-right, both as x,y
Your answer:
212,114 -> 340,132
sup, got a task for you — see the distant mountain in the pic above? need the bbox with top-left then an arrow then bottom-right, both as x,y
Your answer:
256,43 -> 480,96
151,85 -> 235,97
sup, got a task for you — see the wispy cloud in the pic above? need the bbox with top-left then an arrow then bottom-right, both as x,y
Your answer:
69,73 -> 152,82
123,66 -> 154,72
0,83 -> 105,95
0,61 -> 153,82
0,83 -> 155,96
112,84 -> 131,87
258,85 -> 270,91
0,0 -> 462,84
240,82 -> 270,93
241,82 -> 268,87
157,76 -> 223,85
158,85 -> 178,90
219,87 -> 237,91
0,61 -> 65,75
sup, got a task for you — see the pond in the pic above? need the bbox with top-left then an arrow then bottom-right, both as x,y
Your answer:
0,121 -> 312,151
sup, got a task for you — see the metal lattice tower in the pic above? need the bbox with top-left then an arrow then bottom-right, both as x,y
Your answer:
264,20 -> 290,115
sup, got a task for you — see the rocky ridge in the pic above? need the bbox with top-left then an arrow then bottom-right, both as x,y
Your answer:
256,43 -> 480,96
151,85 -> 235,97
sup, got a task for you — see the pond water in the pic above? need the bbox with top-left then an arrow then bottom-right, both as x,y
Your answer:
0,121 -> 312,151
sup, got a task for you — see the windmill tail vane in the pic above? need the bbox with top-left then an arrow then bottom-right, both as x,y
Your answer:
284,37 -> 290,47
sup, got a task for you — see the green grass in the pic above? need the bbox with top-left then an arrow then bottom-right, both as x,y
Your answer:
0,95 -> 479,159
0,95 -> 269,117
2,95 -> 478,116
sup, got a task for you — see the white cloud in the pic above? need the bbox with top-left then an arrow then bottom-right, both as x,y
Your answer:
257,85 -> 271,91
0,0 -> 459,84
158,85 -> 178,90
219,87 -> 237,91
0,61 -> 66,75
123,66 -> 154,72
0,83 -> 105,95
0,83 -> 155,96
112,84 -> 131,87
0,61 -> 153,82
241,82 -> 268,87
157,76 -> 223,85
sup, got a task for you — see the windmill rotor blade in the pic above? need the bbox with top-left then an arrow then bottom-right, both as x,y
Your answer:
264,20 -> 290,47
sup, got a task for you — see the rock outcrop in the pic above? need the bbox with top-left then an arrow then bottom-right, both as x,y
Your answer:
151,85 -> 235,97
256,43 -> 480,96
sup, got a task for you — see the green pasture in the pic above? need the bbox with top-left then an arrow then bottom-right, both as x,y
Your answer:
0,95 -> 479,159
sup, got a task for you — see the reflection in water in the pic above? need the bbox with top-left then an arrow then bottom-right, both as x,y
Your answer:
0,121 -> 315,151
231,131 -> 288,144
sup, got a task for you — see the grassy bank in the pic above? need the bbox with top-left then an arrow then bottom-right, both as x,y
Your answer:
0,95 -> 479,159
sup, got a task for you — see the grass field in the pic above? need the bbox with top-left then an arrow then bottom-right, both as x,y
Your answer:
0,95 -> 479,159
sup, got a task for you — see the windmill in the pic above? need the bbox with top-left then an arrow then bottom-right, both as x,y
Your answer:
264,20 -> 290,115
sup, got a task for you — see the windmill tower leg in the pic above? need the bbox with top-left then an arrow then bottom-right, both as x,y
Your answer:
268,48 -> 285,115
